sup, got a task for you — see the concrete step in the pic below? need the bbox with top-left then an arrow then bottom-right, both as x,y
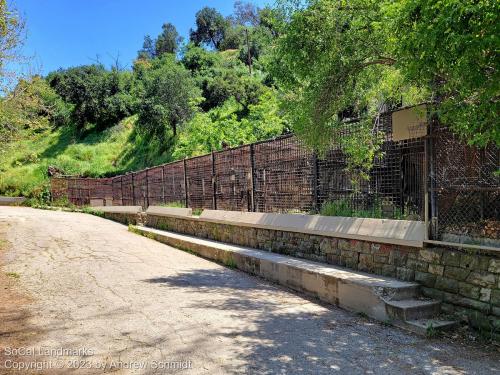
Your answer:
395,319 -> 459,336
130,225 -> 455,335
385,299 -> 441,321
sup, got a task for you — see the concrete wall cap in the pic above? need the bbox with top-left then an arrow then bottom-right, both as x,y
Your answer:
94,206 -> 143,213
147,206 -> 192,218
198,210 -> 425,247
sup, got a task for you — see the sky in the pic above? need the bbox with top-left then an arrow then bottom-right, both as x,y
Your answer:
14,0 -> 270,75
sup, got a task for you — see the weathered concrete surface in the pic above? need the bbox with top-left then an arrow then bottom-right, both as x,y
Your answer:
0,207 -> 498,375
199,210 -> 425,247
146,206 -> 192,218
134,226 -> 423,324
94,205 -> 143,213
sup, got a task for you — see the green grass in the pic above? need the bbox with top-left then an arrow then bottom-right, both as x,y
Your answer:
159,201 -> 186,208
0,116 -> 176,204
426,322 -> 438,338
319,199 -> 408,220
192,208 -> 203,216
223,255 -> 237,269
81,206 -> 105,217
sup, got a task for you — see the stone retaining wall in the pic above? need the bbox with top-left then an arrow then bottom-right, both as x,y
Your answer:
103,212 -> 141,225
146,214 -> 500,337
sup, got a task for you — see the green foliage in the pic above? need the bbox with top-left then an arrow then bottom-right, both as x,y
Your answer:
0,118 -> 136,201
138,23 -> 182,59
182,43 -> 266,112
274,0 -> 499,153
155,22 -> 182,56
137,35 -> 156,60
0,0 -> 24,88
0,76 -> 71,142
192,208 -> 203,216
223,255 -> 237,269
47,65 -> 134,132
0,3 -> 285,201
160,201 -> 185,208
135,55 -> 200,141
388,0 -> 500,146
320,199 -> 383,219
173,91 -> 285,159
190,7 -> 228,50
81,206 -> 104,217
320,197 -> 412,220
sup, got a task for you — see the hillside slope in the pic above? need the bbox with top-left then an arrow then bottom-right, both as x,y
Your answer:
0,116 -> 175,203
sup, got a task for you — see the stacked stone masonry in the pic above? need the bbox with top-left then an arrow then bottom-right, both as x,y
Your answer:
103,212 -> 141,225
146,214 -> 500,336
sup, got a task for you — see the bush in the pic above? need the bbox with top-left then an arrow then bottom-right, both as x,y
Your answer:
135,55 -> 200,142
47,65 -> 134,132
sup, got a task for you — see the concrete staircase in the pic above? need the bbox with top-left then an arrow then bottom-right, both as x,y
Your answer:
130,225 -> 457,336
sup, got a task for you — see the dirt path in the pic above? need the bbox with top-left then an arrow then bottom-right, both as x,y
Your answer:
0,207 -> 498,374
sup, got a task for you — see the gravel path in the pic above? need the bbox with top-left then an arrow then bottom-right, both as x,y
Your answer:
0,207 -> 498,375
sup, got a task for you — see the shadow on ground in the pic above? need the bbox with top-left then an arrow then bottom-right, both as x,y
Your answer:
141,268 -> 498,375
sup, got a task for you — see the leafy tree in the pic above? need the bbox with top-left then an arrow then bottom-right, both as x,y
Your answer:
190,7 -> 228,50
0,76 -> 71,141
232,1 -> 260,27
181,43 -> 219,72
136,55 -> 200,142
218,24 -> 246,51
173,90 -> 285,158
137,35 -> 155,60
47,65 -> 134,131
0,0 -> 25,91
269,0 -> 429,179
274,0 -> 499,152
155,22 -> 182,56
181,44 -> 266,111
389,0 -> 500,146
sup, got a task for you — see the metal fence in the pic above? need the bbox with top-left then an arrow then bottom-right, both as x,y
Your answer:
50,109 -> 499,243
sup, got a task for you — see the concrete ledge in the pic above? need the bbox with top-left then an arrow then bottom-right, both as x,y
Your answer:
199,210 -> 425,247
132,225 -> 422,323
94,206 -> 143,214
0,197 -> 26,206
146,206 -> 192,218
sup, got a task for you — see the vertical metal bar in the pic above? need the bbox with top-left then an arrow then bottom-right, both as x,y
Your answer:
312,152 -> 320,213
120,176 -> 124,206
131,173 -> 136,206
212,151 -> 217,210
250,143 -> 256,212
423,131 -> 429,240
145,169 -> 149,209
479,149 -> 485,220
183,158 -> 189,208
161,166 -> 166,204
429,117 -> 438,239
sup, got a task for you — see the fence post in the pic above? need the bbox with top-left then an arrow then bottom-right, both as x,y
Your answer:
131,173 -> 136,206
183,158 -> 189,208
249,144 -> 257,212
161,166 -> 166,204
312,152 -> 320,213
212,151 -> 217,210
145,169 -> 149,209
120,176 -> 124,206
429,117 -> 438,239
424,129 -> 429,241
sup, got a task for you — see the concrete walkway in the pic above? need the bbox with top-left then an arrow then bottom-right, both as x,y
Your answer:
0,207 -> 498,374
